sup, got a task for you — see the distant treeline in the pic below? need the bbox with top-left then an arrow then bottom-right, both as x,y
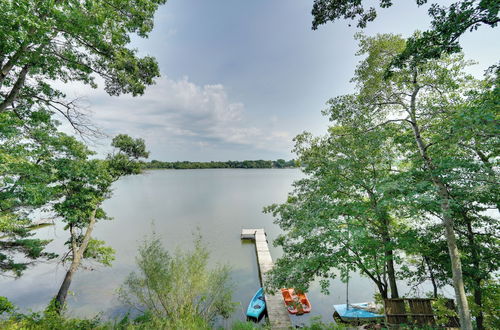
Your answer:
142,159 -> 297,169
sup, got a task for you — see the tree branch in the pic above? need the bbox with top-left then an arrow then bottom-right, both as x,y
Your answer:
0,65 -> 30,112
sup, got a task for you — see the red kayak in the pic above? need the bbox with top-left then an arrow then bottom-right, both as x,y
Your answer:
280,288 -> 312,315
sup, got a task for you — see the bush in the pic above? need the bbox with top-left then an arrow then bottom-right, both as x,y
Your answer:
118,234 -> 235,326
0,296 -> 14,315
301,316 -> 348,329
0,310 -> 102,330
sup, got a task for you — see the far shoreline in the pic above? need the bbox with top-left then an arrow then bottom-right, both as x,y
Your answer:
141,159 -> 297,170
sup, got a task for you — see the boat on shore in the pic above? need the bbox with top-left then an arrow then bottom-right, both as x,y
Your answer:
333,302 -> 384,323
246,288 -> 266,319
280,288 -> 311,315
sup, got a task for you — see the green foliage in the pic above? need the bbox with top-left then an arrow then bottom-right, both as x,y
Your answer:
468,280 -> 500,329
112,135 -> 150,160
432,296 -> 459,327
311,1 -> 499,64
82,239 -> 116,267
108,135 -> 149,176
118,234 -> 236,326
0,296 -> 14,315
54,133 -> 149,252
0,0 -> 166,112
267,32 -> 498,328
1,0 -> 165,276
312,0 -> 392,29
329,32 -> 498,328
143,159 -> 297,170
301,316 -> 348,329
231,320 -> 272,330
265,123 -> 406,298
52,134 -> 149,311
1,309 -> 102,330
0,107 -> 81,275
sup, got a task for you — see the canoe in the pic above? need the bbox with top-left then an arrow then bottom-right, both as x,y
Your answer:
246,288 -> 266,319
280,288 -> 311,315
333,302 -> 384,323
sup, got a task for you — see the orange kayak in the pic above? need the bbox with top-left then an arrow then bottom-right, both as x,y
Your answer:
280,288 -> 312,315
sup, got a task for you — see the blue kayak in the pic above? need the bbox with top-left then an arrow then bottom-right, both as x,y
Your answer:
246,288 -> 266,319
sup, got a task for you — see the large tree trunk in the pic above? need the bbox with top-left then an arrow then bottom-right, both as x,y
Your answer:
54,258 -> 79,311
464,216 -> 484,330
0,65 -> 29,112
370,198 -> 400,299
54,208 -> 97,313
0,43 -> 29,86
441,215 -> 472,330
409,114 -> 472,330
385,247 -> 399,298
473,281 -> 484,330
380,213 -> 399,298
375,281 -> 388,300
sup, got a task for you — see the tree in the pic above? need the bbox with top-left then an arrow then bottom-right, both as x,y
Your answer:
265,124 -> 407,299
397,48 -> 497,330
0,106 -> 83,276
0,0 -> 165,275
118,234 -> 235,328
274,159 -> 287,168
311,1 -> 499,64
0,0 -> 165,277
0,0 -> 166,117
53,135 -> 149,313
323,32 -> 499,329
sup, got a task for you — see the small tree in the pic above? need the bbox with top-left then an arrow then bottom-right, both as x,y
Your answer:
119,234 -> 235,327
265,124 -> 406,299
53,134 -> 149,313
0,107 -> 81,276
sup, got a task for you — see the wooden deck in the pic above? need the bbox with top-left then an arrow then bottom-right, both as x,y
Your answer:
241,229 -> 292,329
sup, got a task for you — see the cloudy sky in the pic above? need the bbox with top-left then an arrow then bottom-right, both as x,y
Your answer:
63,1 -> 499,161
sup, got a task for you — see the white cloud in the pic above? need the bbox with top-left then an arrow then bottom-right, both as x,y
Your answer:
58,76 -> 294,160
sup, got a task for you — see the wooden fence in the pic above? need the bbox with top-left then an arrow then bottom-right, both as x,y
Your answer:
384,298 -> 460,328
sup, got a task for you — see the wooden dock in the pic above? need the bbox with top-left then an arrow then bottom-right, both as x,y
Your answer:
241,229 -> 291,329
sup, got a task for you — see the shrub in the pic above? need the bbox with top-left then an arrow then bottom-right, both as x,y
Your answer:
118,234 -> 236,326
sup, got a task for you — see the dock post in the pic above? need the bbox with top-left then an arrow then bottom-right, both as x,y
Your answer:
241,229 -> 292,329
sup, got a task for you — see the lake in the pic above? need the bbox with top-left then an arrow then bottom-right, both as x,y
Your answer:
1,169 -> 404,327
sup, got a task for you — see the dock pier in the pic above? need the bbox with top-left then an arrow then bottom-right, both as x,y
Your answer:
241,228 -> 292,329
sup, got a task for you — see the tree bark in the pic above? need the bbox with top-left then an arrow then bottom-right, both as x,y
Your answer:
369,194 -> 400,299
380,212 -> 399,298
0,43 -> 29,86
465,215 -> 484,330
409,119 -> 472,330
424,256 -> 438,298
54,208 -> 97,313
375,282 -> 388,300
441,217 -> 472,330
473,280 -> 483,330
407,79 -> 472,330
0,65 -> 29,112
384,244 -> 399,298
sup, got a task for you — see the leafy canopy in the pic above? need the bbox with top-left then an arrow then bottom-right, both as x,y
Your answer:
311,1 -> 499,64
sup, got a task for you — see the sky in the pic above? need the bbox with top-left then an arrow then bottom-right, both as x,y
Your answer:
62,1 -> 500,161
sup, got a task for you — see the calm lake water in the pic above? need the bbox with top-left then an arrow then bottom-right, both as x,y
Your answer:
1,169 -> 428,327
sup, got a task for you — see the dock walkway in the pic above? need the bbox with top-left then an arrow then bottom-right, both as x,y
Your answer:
241,228 -> 291,329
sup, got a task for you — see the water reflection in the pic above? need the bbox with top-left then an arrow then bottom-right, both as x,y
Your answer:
0,169 -> 383,326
